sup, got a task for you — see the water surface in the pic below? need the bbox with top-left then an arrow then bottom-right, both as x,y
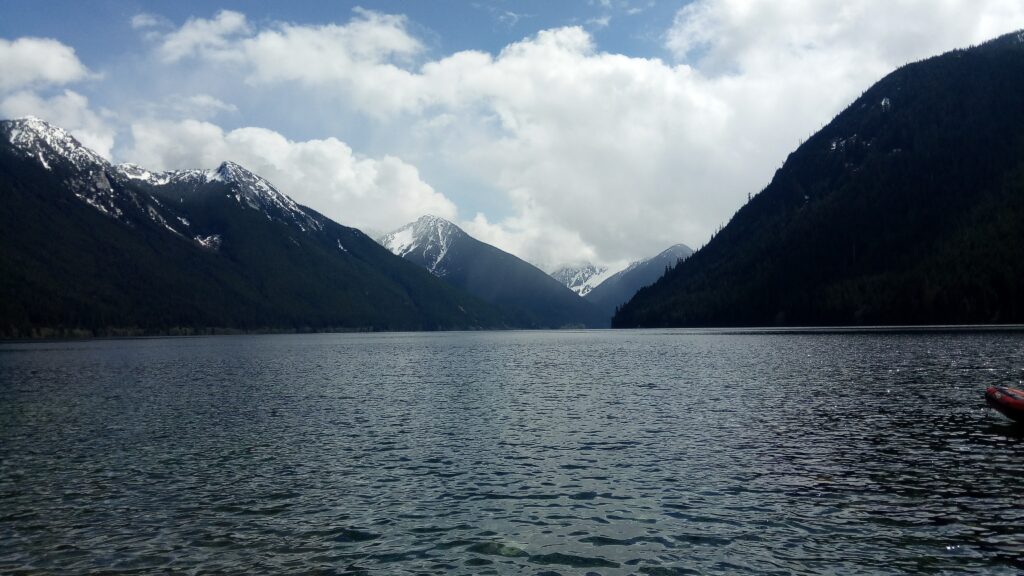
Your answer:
1,329 -> 1023,574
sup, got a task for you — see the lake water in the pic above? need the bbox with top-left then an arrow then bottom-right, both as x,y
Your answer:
1,329 -> 1023,574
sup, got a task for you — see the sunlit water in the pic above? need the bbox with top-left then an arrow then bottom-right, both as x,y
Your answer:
1,329 -> 1023,575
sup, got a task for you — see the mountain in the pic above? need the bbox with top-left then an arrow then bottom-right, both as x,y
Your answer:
614,32 -> 1024,328
0,117 -> 512,337
549,264 -> 612,296
584,244 -> 693,318
381,216 -> 607,328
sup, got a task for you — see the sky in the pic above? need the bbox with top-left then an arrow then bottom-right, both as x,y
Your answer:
3,1 -> 1024,271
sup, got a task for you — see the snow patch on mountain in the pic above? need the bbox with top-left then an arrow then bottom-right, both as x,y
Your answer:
120,160 -> 321,232
146,204 -> 185,237
551,260 -> 637,297
74,190 -> 122,219
4,116 -> 109,172
115,165 -> 212,189
550,264 -> 609,296
551,264 -> 603,295
194,234 -> 221,250
384,227 -> 416,256
380,215 -> 464,276
118,160 -> 322,233
5,119 -> 320,231
212,161 -> 322,232
119,163 -> 172,185
587,261 -> 632,288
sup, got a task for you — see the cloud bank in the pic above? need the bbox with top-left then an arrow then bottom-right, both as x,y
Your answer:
5,1 -> 1024,270
126,119 -> 456,236
0,37 -> 91,92
134,2 -> 1024,269
0,37 -> 115,158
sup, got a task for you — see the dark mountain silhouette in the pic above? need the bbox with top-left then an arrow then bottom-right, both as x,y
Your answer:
615,31 -> 1024,327
382,216 -> 607,328
0,117 -> 511,338
585,244 -> 692,319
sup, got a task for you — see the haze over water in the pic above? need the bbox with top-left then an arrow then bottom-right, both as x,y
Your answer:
2,329 -> 1023,574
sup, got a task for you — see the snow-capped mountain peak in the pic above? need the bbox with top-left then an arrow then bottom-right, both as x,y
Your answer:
209,160 -> 320,230
1,118 -> 323,237
3,116 -> 108,172
117,162 -> 176,186
551,264 -> 609,296
120,159 -> 322,232
113,159 -> 322,231
1,117 -> 136,223
115,163 -> 220,189
380,215 -> 465,276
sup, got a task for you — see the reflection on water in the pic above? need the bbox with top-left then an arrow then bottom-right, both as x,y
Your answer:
1,329 -> 1023,574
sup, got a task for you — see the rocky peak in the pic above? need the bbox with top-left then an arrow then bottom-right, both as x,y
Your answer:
2,116 -> 108,173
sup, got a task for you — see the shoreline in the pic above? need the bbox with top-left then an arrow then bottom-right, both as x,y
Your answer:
3,323 -> 1023,344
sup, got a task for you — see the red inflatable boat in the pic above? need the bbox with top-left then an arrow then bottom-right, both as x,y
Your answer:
985,386 -> 1024,423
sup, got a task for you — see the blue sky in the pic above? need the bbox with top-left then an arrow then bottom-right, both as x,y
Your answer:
3,1 -> 1024,269
1,1 -> 682,62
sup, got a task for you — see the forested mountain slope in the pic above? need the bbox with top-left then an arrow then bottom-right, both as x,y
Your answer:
0,118 -> 511,337
615,32 -> 1024,327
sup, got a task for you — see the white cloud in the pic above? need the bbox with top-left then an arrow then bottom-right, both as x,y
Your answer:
0,90 -> 115,159
130,13 -> 165,30
155,8 -> 424,115
126,93 -> 238,123
462,212 -> 607,273
130,12 -> 173,41
140,3 -> 1024,268
241,9 -> 426,118
0,36 -> 113,158
666,0 -> 1024,73
125,119 -> 456,234
0,37 -> 92,92
175,94 -> 237,117
157,10 -> 251,63
405,27 -> 735,268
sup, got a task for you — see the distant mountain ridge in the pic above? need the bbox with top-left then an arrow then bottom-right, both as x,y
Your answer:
381,216 -> 608,328
615,31 -> 1024,327
0,117 -> 512,337
381,215 -> 462,276
550,264 -> 608,297
584,244 -> 693,318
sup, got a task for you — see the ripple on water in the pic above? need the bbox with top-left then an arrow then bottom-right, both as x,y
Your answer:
1,329 -> 1023,574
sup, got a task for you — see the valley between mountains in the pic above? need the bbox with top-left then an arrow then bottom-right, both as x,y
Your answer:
0,117 -> 687,336
2,31 -> 1023,336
